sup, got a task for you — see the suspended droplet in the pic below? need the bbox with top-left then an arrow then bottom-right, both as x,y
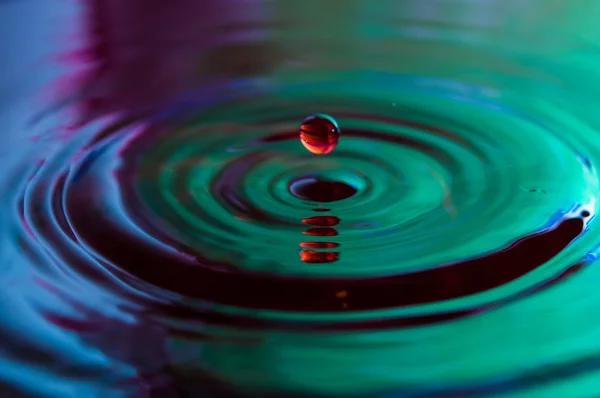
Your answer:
299,113 -> 341,155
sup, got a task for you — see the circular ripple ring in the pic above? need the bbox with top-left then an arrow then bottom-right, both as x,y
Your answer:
21,77 -> 597,332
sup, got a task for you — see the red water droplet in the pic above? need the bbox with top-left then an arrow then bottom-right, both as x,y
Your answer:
299,114 -> 340,155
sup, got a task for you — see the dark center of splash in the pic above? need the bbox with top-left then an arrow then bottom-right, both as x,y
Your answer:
289,176 -> 357,202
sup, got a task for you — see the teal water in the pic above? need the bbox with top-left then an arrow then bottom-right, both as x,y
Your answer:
3,0 -> 600,397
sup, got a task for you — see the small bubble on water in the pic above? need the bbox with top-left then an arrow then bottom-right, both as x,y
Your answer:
299,113 -> 340,155
581,210 -> 590,218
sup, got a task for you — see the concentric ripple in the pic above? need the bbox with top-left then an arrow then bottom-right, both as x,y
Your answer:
22,76 -> 597,322
18,75 -> 600,396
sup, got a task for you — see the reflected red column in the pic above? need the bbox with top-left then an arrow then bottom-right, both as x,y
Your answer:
300,215 -> 340,263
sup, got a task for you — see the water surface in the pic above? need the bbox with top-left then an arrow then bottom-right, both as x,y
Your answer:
2,1 -> 600,397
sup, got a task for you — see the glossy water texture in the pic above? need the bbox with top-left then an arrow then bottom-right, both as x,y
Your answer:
4,0 -> 600,397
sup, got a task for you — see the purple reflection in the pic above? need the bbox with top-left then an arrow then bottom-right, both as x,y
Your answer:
57,0 -> 274,125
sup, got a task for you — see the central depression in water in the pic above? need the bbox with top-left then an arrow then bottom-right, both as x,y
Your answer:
21,76 -> 600,396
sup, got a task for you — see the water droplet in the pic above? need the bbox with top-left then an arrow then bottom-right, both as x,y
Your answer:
299,113 -> 341,155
